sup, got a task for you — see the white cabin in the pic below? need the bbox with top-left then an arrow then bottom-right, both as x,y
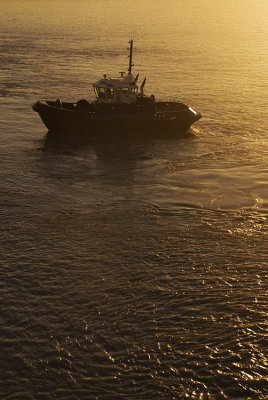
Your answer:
93,72 -> 138,104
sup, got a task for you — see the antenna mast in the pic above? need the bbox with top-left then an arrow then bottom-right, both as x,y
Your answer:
128,40 -> 134,75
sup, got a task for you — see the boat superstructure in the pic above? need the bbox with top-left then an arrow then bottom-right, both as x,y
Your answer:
93,40 -> 142,105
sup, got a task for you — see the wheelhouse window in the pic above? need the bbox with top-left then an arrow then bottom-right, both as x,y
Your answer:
106,87 -> 114,99
98,87 -> 106,99
94,86 -> 114,100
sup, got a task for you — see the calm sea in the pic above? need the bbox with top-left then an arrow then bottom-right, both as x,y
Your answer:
0,1 -> 267,399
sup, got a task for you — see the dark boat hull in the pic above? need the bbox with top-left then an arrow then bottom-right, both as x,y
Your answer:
33,100 -> 201,137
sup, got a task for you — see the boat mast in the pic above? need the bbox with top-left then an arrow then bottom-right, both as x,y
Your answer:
128,39 -> 134,75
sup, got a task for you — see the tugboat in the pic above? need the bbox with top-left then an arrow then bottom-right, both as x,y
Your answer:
33,40 -> 201,136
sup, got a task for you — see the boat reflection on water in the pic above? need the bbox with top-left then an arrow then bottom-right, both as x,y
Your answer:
40,129 -> 150,180
38,124 -> 193,192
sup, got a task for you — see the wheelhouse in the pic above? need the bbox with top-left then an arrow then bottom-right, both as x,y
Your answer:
93,73 -> 138,104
